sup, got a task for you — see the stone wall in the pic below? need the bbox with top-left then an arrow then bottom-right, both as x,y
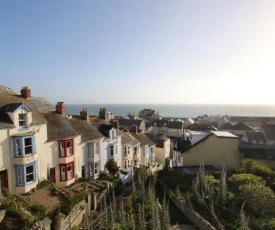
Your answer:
158,180 -> 216,230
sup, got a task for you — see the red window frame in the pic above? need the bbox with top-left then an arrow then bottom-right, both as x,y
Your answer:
59,139 -> 74,157
59,162 -> 75,181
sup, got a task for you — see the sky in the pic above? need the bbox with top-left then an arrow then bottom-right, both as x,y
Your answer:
1,1 -> 275,105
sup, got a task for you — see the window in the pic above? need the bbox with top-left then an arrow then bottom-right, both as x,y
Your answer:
134,147 -> 139,155
13,136 -> 35,157
124,160 -> 127,169
19,113 -> 26,127
15,139 -> 22,156
94,143 -> 99,155
124,146 -> 130,155
90,162 -> 99,177
61,166 -> 66,180
24,137 -> 32,155
134,160 -> 139,167
94,162 -> 98,175
26,165 -> 34,183
110,144 -> 117,156
17,168 -> 23,185
60,162 -> 74,181
15,162 -> 37,186
67,165 -> 73,179
127,160 -> 130,168
59,139 -> 74,157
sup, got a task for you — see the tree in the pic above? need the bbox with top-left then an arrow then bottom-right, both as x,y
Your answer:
105,159 -> 119,176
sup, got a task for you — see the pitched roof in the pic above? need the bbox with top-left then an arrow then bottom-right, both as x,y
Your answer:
221,122 -> 255,131
69,117 -> 105,142
144,133 -> 169,148
116,118 -> 144,127
0,94 -> 47,129
262,125 -> 275,141
119,131 -> 139,145
129,132 -> 155,147
153,119 -> 168,127
167,121 -> 183,129
41,112 -> 79,141
245,131 -> 267,143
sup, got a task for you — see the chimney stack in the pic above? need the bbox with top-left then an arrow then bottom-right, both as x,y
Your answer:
112,119 -> 119,130
80,108 -> 89,121
21,86 -> 31,99
56,102 -> 65,115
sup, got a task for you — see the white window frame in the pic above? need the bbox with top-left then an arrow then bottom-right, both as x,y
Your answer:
18,113 -> 26,127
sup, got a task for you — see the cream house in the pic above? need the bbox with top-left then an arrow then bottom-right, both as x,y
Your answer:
174,131 -> 243,171
40,102 -> 81,188
0,86 -> 48,194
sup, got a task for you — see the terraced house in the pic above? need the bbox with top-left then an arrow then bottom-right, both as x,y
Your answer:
0,86 -> 47,194
0,85 -> 157,195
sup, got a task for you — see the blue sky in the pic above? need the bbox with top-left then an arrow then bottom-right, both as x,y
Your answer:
1,1 -> 275,105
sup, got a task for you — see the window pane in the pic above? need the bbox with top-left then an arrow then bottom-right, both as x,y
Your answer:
25,137 -> 32,155
16,139 -> 22,156
26,165 -> 34,183
17,168 -> 23,185
66,141 -> 72,148
61,166 -> 65,180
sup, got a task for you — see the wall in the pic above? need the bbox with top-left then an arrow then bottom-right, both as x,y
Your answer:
182,135 -> 243,171
158,180 -> 216,230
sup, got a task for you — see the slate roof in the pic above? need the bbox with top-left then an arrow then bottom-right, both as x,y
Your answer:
145,133 -> 168,148
220,122 -> 234,130
262,125 -> 275,141
153,119 -> 168,127
167,121 -> 183,129
41,112 -> 79,141
129,133 -> 155,147
69,117 -> 105,142
245,131 -> 267,143
119,131 -> 139,146
221,122 -> 255,131
0,94 -> 47,129
116,118 -> 144,127
231,116 -> 275,123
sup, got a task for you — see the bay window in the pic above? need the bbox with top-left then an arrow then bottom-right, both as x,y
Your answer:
59,162 -> 74,181
13,135 -> 35,157
15,162 -> 37,186
59,139 -> 74,157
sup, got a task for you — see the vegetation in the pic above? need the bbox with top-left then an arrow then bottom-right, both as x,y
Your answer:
158,159 -> 275,230
97,169 -> 171,229
105,159 -> 120,176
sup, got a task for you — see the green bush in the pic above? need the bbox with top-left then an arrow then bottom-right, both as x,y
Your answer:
37,180 -> 50,190
28,202 -> 47,219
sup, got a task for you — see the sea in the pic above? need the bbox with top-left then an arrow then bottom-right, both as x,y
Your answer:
65,104 -> 275,118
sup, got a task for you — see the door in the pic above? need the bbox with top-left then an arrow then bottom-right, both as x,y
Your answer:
50,167 -> 56,183
81,165 -> 85,178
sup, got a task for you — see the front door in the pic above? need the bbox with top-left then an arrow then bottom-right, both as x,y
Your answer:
81,165 -> 85,178
50,167 -> 56,183
0,170 -> 8,197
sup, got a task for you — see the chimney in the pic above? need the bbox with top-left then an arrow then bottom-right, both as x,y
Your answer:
56,102 -> 65,115
112,119 -> 119,130
99,108 -> 107,120
80,108 -> 89,121
20,86 -> 31,99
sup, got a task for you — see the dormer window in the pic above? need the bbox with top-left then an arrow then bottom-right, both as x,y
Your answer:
19,113 -> 27,127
